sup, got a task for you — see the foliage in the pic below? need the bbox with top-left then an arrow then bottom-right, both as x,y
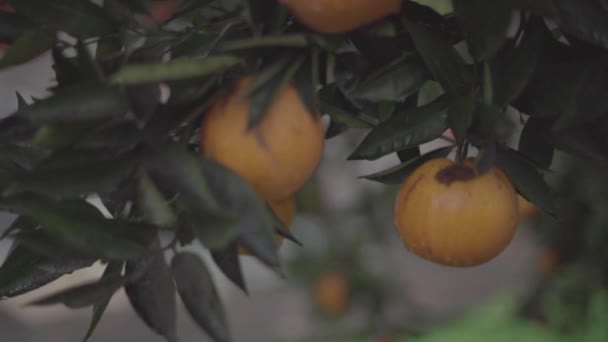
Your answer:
0,0 -> 607,341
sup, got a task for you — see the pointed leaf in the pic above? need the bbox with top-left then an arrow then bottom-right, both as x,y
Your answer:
171,252 -> 230,342
0,243 -> 93,299
178,202 -> 238,250
350,55 -> 430,102
0,29 -> 54,69
11,84 -> 129,124
0,11 -> 36,43
454,0 -> 511,61
83,261 -> 124,342
519,118 -> 554,169
349,96 -> 452,160
211,243 -> 247,294
30,274 -> 125,309
218,35 -> 308,51
0,194 -> 153,259
125,248 -> 178,342
491,18 -> 544,106
137,173 -> 177,229
202,159 -> 279,273
76,40 -> 103,82
360,145 -> 454,184
396,147 -> 421,163
495,147 -> 556,216
447,92 -> 476,144
405,20 -> 472,95
110,56 -> 241,85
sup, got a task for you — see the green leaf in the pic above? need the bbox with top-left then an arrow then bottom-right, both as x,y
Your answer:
137,173 -> 177,229
350,55 -> 430,102
0,194 -> 154,259
125,247 -> 178,342
143,144 -> 218,213
491,18 -> 544,107
495,147 -> 556,216
0,11 -> 37,43
447,92 -> 476,144
0,243 -> 93,298
554,0 -> 608,49
246,53 -> 305,128
360,145 -> 454,184
110,56 -> 241,85
405,20 -> 473,95
171,252 -> 230,342
202,159 -> 279,273
396,147 -> 421,163
519,118 -> 554,169
83,261 -> 124,342
211,243 -> 247,294
9,0 -> 117,38
218,35 -> 308,51
0,143 -> 48,170
318,85 -> 375,129
475,140 -> 497,174
11,84 -> 129,124
0,29 -> 54,69
349,96 -> 452,160
29,273 -> 126,309
454,0 -> 512,61
178,203 -> 238,251
507,0 -> 557,18
75,40 -> 103,82
292,48 -> 320,116
6,152 -> 136,198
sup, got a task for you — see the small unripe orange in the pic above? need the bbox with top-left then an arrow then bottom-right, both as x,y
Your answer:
313,272 -> 349,316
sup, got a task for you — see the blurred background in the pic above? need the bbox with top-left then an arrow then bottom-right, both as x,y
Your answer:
2,1 -> 608,341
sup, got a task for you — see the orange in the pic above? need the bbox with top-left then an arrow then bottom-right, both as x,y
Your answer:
538,247 -> 560,278
394,158 -> 519,267
281,0 -> 402,34
143,0 -> 181,26
200,76 -> 325,201
313,271 -> 349,316
238,196 -> 297,255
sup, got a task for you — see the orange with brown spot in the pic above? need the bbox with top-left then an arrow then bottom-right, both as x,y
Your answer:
394,158 -> 519,266
314,271 -> 349,316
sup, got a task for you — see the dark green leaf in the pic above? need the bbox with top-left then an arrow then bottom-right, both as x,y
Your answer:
554,0 -> 608,49
405,20 -> 472,95
360,145 -> 454,184
0,194 -> 153,259
110,56 -> 241,85
0,11 -> 36,43
29,273 -> 125,309
83,261 -> 124,342
171,252 -> 230,342
349,96 -> 452,160
475,140 -> 497,174
178,203 -> 238,251
318,85 -> 375,129
495,147 -> 556,216
0,144 -> 48,170
247,54 -> 305,128
491,17 -> 544,106
218,35 -> 308,51
447,92 -> 476,144
137,173 -> 177,229
397,147 -> 421,163
51,47 -> 82,88
0,29 -> 54,69
350,55 -> 430,102
0,243 -> 93,298
143,144 -> 218,213
454,0 -> 511,61
519,118 -> 554,169
211,243 -> 247,294
12,84 -> 129,124
9,0 -> 117,38
507,0 -> 557,18
202,159 -> 280,273
293,49 -> 320,115
125,248 -> 178,342
76,40 -> 103,82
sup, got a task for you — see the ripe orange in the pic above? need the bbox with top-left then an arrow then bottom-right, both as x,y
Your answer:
200,76 -> 325,201
148,0 -> 181,24
313,271 -> 349,316
238,195 -> 297,255
281,0 -> 402,34
394,158 -> 519,267
518,194 -> 540,222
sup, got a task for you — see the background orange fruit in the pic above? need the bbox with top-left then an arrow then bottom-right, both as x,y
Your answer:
200,76 -> 325,201
394,158 -> 519,267
313,271 -> 349,316
281,0 -> 402,34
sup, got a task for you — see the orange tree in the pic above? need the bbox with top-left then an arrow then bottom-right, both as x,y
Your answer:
0,0 -> 608,341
